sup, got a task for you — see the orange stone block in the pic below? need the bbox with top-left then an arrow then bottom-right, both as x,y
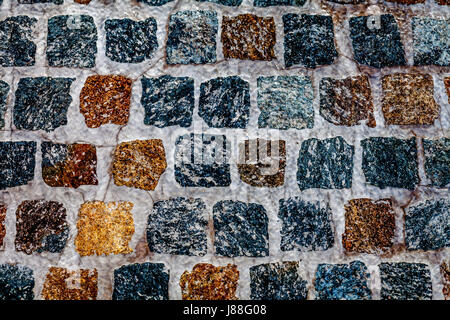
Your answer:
42,267 -> 98,300
441,262 -> 450,299
112,139 -> 167,191
75,0 -> 91,3
0,203 -> 5,249
180,263 -> 239,300
342,198 -> 395,254
80,75 -> 132,128
75,201 -> 134,256
382,73 -> 439,125
445,77 -> 450,104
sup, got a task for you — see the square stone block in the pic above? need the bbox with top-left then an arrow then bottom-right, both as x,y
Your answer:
413,17 -> 449,66
423,138 -> 449,188
42,267 -> 98,300
0,141 -> 36,190
0,264 -> 34,300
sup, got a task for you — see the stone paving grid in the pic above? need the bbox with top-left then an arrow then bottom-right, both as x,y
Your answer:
0,0 -> 448,300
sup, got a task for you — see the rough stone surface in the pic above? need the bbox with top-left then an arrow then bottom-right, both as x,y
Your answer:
297,136 -> 354,190
13,77 -> 74,132
445,77 -> 450,103
441,262 -> 450,300
137,0 -> 173,5
0,141 -> 36,190
0,81 -> 9,129
41,141 -> 98,188
405,199 -> 449,251
412,17 -> 449,66
197,0 -> 242,5
279,198 -> 334,252
113,263 -> 169,300
361,137 -> 418,190
349,14 -> 406,68
15,200 -> 69,254
75,201 -> 135,256
0,264 -> 34,300
18,0 -> 63,3
283,14 -> 338,68
0,203 -> 5,249
74,0 -> 91,3
0,16 -> 37,67
250,261 -> 308,300
146,197 -> 208,256
47,15 -> 97,68
423,138 -> 449,188
314,261 -> 372,300
112,140 -> 167,191
141,75 -> 194,128
42,267 -> 98,300
342,198 -> 395,254
254,0 -> 306,6
257,75 -> 314,130
379,263 -> 432,300
382,73 -> 439,126
213,200 -> 269,257
180,263 -> 239,300
166,11 -> 218,65
80,75 -> 132,128
319,75 -> 375,127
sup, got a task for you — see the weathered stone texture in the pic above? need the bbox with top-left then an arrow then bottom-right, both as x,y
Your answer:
0,81 -> 9,129
423,138 -> 449,188
0,141 -> 36,190
441,262 -> 450,300
0,264 -> 34,300
413,17 -> 449,66
42,267 -> 98,300
254,0 -> 306,5
0,203 -> 5,249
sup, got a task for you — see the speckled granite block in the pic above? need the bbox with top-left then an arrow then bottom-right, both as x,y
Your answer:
423,138 -> 449,188
297,136 -> 354,190
361,137 -> 418,190
319,75 -> 375,127
146,197 -> 207,256
180,263 -> 239,300
74,0 -> 91,3
382,73 -> 439,126
213,200 -> 269,257
405,199 -> 449,251
314,261 -> 372,300
42,267 -> 98,300
141,75 -> 194,128
18,0 -> 63,3
13,77 -> 74,132
379,263 -> 432,300
250,261 -> 308,300
174,134 -> 231,187
254,0 -> 306,6
105,18 -> 157,64
0,141 -> 36,190
137,0 -> 174,5
47,15 -> 97,68
445,77 -> 450,103
283,14 -> 338,68
326,0 -> 365,3
385,0 -> 425,3
257,75 -> 314,130
166,11 -> 217,65
279,198 -> 334,252
342,198 -> 395,254
15,200 -> 69,254
0,16 -> 37,67
41,141 -> 98,188
0,81 -> 9,129
413,17 -> 449,66
113,263 -> 169,300
199,76 -> 250,128
0,264 -> 34,301
0,203 -> 5,249
349,14 -> 406,68
441,262 -> 450,299
197,0 -> 242,5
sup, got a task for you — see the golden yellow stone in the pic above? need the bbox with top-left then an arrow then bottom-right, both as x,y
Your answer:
42,267 -> 98,300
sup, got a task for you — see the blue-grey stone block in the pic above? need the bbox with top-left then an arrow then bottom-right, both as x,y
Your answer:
423,138 -> 449,188
13,77 -> 74,132
47,15 -> 97,68
349,14 -> 406,68
141,75 -> 194,128
199,76 -> 250,128
166,11 -> 217,65
213,200 -> 269,257
361,137 -> 418,190
297,136 -> 354,190
257,75 -> 314,130
283,14 -> 338,68
254,0 -> 306,6
379,263 -> 432,300
0,264 -> 34,300
315,261 -> 372,300
197,0 -> 242,5
0,16 -> 37,67
413,17 -> 449,66
136,0 -> 173,4
279,198 -> 334,252
405,199 -> 449,251
147,197 -> 208,256
250,261 -> 308,300
113,263 -> 169,300
0,81 -> 9,129
0,141 -> 36,190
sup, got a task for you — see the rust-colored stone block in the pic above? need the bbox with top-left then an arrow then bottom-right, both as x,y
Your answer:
42,267 -> 98,300
445,77 -> 450,103
75,0 -> 91,3
237,139 -> 286,187
221,14 -> 276,61
436,0 -> 449,4
382,73 -> 439,125
112,139 -> 167,191
80,75 -> 132,128
342,198 -> 395,254
385,0 -> 425,3
75,201 -> 135,256
441,262 -> 450,300
0,203 -> 5,249
180,263 -> 239,300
